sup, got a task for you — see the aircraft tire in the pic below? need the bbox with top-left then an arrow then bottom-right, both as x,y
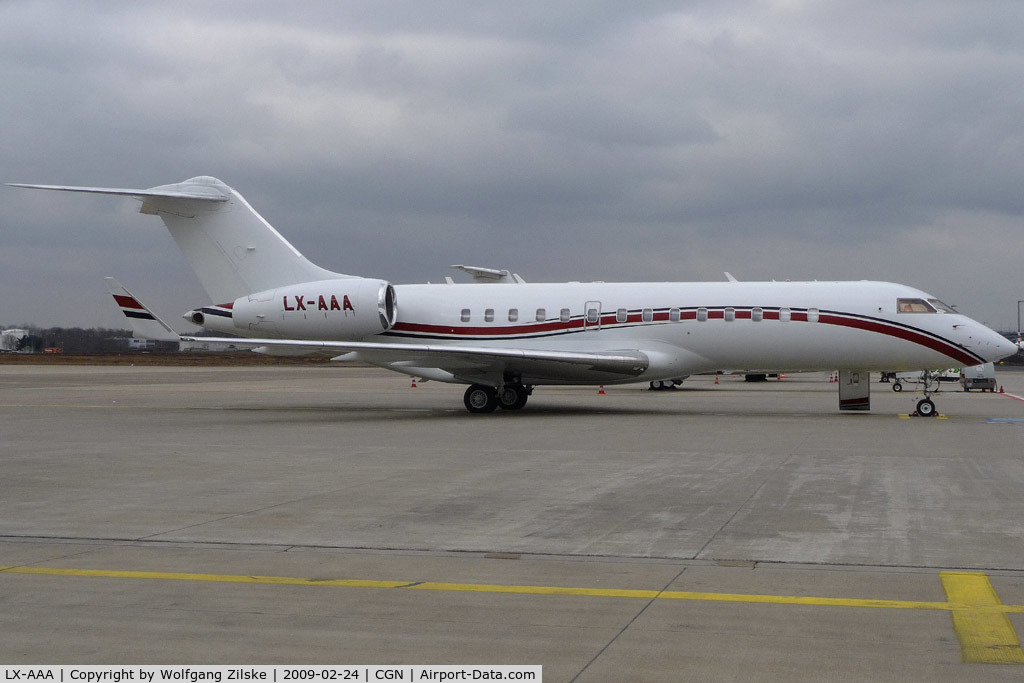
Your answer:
892,383 -> 903,393
916,398 -> 937,417
464,384 -> 499,414
497,384 -> 529,410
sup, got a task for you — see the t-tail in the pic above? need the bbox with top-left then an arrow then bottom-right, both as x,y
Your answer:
9,176 -> 352,303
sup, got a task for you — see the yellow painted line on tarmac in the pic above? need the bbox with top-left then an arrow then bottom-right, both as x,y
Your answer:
2,565 -> 1023,664
0,569 -> 947,609
941,571 -> 1024,664
656,589 -> 950,610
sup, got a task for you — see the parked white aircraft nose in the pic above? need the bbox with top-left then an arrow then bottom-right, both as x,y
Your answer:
1001,336 -> 1019,358
981,329 -> 1019,362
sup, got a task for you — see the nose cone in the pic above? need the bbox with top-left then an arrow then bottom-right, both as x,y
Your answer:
974,327 -> 1019,363
956,319 -> 1018,363
994,334 -> 1019,361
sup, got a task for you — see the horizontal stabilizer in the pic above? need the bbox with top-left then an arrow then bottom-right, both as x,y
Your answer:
6,182 -> 228,202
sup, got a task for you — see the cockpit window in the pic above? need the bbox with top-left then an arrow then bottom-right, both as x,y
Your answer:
927,298 -> 956,313
897,298 -> 936,313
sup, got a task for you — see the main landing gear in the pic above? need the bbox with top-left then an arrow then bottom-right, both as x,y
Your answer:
463,383 -> 532,414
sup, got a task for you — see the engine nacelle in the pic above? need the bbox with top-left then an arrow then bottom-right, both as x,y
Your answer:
232,278 -> 397,340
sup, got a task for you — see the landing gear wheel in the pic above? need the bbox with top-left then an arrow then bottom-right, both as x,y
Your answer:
892,383 -> 903,393
497,384 -> 530,410
464,384 -> 498,414
916,398 -> 936,417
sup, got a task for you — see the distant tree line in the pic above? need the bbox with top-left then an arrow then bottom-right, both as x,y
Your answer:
1,326 -> 132,354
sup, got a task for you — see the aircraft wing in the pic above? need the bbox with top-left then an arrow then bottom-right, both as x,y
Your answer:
182,335 -> 649,383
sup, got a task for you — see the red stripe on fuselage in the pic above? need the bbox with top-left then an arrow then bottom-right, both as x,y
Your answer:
389,307 -> 983,366
818,313 -> 980,366
391,318 -> 585,336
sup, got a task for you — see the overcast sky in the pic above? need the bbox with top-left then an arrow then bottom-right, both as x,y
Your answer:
2,1 -> 1023,332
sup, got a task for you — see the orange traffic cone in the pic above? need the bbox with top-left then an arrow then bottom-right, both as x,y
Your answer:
410,377 -> 417,388
714,375 -> 719,385
598,385 -> 606,395
1000,385 -> 1004,393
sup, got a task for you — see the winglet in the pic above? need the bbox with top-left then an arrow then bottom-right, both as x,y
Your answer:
104,277 -> 180,342
450,264 -> 526,283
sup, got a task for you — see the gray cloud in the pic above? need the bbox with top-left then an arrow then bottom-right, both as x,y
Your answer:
2,1 -> 1022,331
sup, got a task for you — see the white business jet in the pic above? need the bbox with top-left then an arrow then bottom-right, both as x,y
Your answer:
9,176 -> 1016,415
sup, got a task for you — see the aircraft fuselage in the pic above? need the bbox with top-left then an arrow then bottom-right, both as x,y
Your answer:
199,278 -> 1011,387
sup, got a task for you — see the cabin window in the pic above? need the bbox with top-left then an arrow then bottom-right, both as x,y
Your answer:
586,307 -> 599,323
508,308 -> 518,322
460,308 -> 471,322
642,308 -> 653,322
780,307 -> 791,322
560,308 -> 570,322
898,298 -> 938,313
670,308 -> 681,322
752,307 -> 763,322
807,308 -> 819,323
485,308 -> 494,322
616,308 -> 627,323
724,307 -> 735,322
536,308 -> 546,321
697,307 -> 708,322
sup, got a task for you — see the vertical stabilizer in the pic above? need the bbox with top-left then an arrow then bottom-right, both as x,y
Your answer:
10,177 -> 352,302
143,177 -> 350,302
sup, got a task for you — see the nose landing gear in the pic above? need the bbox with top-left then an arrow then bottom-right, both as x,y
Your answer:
913,370 -> 940,417
915,397 -> 937,417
